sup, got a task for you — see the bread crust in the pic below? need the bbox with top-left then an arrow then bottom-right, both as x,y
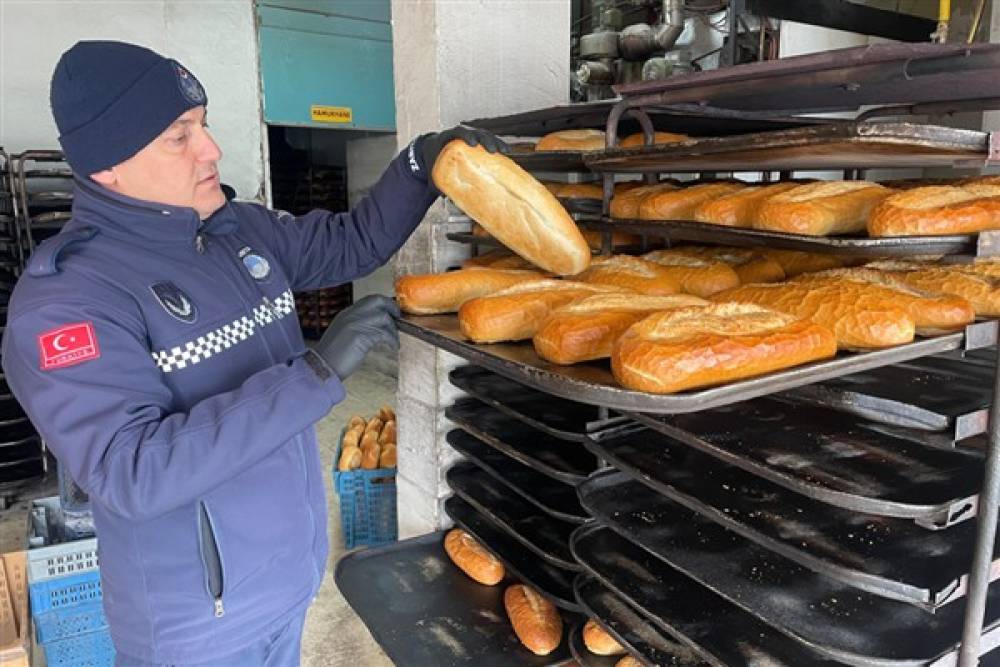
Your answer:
610,183 -> 679,219
618,131 -> 688,148
692,182 -> 800,227
504,585 -> 563,656
641,250 -> 741,297
396,267 -> 545,314
865,261 -> 1000,317
669,246 -> 785,284
556,183 -> 603,199
444,529 -> 505,585
575,255 -> 684,295
638,182 -> 746,221
868,186 -> 1000,236
536,129 -> 606,152
754,181 -> 891,235
582,619 -> 625,656
758,248 -> 844,277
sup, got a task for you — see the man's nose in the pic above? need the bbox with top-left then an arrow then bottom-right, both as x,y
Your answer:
198,128 -> 223,163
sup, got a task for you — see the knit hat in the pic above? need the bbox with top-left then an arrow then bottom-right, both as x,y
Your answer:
50,41 -> 208,176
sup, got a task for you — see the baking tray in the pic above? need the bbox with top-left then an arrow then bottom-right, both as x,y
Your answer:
782,359 -> 994,441
578,499 -> 1000,667
334,531 -> 574,666
446,462 -> 581,570
578,465 -> 1000,610
630,397 -> 984,527
448,426 -> 588,523
0,457 -> 43,485
446,232 -> 506,249
445,496 -> 580,611
577,217 -> 982,258
568,621 -> 619,667
572,526 -> 840,667
400,314 -> 979,415
574,577 -> 708,667
585,122 -> 992,172
511,152 -> 589,172
449,365 -> 628,442
446,399 -> 598,484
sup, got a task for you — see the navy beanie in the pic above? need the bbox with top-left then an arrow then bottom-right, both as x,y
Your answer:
50,41 -> 208,176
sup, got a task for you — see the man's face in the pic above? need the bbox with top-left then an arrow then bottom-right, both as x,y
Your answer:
91,106 -> 225,219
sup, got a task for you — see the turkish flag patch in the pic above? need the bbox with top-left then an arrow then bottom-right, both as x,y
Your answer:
38,322 -> 100,371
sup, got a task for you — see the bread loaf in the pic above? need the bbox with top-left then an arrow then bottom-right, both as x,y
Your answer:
444,529 -> 505,585
868,186 -> 1000,237
618,131 -> 688,148
378,405 -> 395,423
533,293 -> 708,364
504,584 -> 563,656
582,230 -> 643,252
866,261 -> 1000,317
462,251 -> 539,271
712,281 -> 915,349
379,420 -> 396,445
638,182 -> 746,220
347,415 -> 366,431
670,246 -> 785,284
557,183 -> 603,199
641,250 -> 741,297
610,183 -> 678,219
360,443 -> 381,470
459,280 -> 630,343
958,260 -> 1000,278
396,267 -> 545,314
758,248 -> 844,277
378,443 -> 397,468
794,268 -> 976,333
692,182 -> 800,227
536,129 -> 606,152
342,428 -> 362,450
575,255 -> 683,295
338,446 -> 362,472
616,657 -> 643,667
754,181 -> 892,236
364,418 -> 383,438
612,303 -> 837,393
582,619 -> 625,656
433,142 -> 591,275
360,431 -> 379,451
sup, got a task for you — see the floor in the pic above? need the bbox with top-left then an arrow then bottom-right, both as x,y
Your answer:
0,356 -> 398,667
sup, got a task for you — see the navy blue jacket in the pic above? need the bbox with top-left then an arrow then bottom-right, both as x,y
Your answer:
2,143 -> 435,662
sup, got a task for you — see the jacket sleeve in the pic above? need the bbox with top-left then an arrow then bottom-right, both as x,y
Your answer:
1,298 -> 345,522
265,139 -> 438,292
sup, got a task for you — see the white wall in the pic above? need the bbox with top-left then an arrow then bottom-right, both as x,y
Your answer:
0,0 -> 266,201
347,133 -> 398,300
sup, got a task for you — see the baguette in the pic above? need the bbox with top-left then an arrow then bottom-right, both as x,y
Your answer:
758,248 -> 844,277
575,255 -> 683,295
396,267 -> 546,314
432,141 -> 591,275
582,619 -> 625,656
458,280 -> 630,343
794,268 -> 976,333
611,303 -> 837,393
582,230 -> 643,252
504,585 -> 563,656
692,182 -> 800,227
712,282 -> 915,349
378,443 -> 397,468
959,260 -> 1000,279
379,420 -> 396,445
868,186 -> 1000,237
618,131 -> 688,148
360,443 -> 381,470
337,446 -> 362,472
462,250 -> 539,271
533,293 -> 708,364
638,182 -> 746,220
754,180 -> 892,235
610,183 -> 678,219
557,183 -> 603,199
866,261 -> 1000,317
641,250 -> 741,297
670,246 -> 785,284
536,129 -> 605,152
445,529 -> 505,585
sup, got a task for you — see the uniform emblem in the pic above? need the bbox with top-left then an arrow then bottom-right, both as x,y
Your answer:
38,322 -> 100,370
239,246 -> 271,281
174,63 -> 206,104
150,282 -> 198,324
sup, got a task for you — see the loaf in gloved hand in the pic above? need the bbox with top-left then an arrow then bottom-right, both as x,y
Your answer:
313,295 -> 400,381
420,125 -> 508,191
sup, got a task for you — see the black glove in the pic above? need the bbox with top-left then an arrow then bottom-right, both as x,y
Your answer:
420,125 -> 509,175
314,295 -> 400,381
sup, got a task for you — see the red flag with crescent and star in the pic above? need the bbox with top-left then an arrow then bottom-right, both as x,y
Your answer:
38,322 -> 100,370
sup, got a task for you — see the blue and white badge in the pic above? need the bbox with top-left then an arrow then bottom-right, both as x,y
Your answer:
150,282 -> 198,324
239,246 -> 271,281
174,63 -> 206,105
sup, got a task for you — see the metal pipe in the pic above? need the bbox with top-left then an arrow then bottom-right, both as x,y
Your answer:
957,340 -> 1000,666
968,0 -> 987,45
934,0 -> 951,43
656,0 -> 685,51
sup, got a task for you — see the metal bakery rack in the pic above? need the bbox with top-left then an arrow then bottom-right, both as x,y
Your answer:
338,43 -> 1000,666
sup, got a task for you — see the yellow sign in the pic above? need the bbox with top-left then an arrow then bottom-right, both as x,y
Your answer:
311,105 -> 353,124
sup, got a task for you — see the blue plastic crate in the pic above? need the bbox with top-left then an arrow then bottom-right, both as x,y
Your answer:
30,569 -> 107,643
333,439 -> 397,549
42,627 -> 115,667
34,601 -> 108,644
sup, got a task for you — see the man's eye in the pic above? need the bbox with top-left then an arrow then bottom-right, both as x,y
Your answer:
170,135 -> 187,144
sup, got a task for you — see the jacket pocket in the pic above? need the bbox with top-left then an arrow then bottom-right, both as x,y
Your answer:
197,501 -> 226,618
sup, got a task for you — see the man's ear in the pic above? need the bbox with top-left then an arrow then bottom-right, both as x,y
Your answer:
90,169 -> 117,187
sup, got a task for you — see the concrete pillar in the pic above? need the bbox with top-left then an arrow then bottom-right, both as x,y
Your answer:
390,0 -> 570,537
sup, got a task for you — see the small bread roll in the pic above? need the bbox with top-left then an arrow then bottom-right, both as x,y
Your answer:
360,443 -> 381,470
360,431 -> 379,451
378,405 -> 395,423
342,428 -> 362,450
379,420 -> 396,445
504,585 -> 563,656
583,619 -> 625,656
444,529 -> 504,585
338,446 -> 362,471
378,443 -> 397,468
347,415 -> 366,431
364,418 -> 383,438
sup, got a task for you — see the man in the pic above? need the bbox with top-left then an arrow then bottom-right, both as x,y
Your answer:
2,41 -> 504,666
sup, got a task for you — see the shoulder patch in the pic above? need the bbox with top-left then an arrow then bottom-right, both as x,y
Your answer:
28,226 -> 98,278
38,322 -> 100,370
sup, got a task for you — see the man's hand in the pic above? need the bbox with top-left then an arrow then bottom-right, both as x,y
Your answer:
420,125 -> 508,175
315,295 -> 400,381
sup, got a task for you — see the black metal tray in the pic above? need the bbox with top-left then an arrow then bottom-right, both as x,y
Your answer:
446,399 -> 598,484
511,152 -> 589,172
572,526 -> 840,667
334,531 -> 574,666
447,427 -> 589,523
584,122 -> 992,172
568,622 -> 619,667
446,232 -> 506,249
577,498 -> 1000,666
401,314 -> 977,415
577,217 -> 986,258
578,465 -> 1000,610
449,365 -> 628,442
446,462 -> 581,570
632,397 -> 984,527
445,496 -> 580,611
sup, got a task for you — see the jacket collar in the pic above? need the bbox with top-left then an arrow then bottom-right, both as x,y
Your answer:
71,177 -> 240,243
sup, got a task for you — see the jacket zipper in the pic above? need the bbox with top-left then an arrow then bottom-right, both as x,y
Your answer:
197,501 -> 226,618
